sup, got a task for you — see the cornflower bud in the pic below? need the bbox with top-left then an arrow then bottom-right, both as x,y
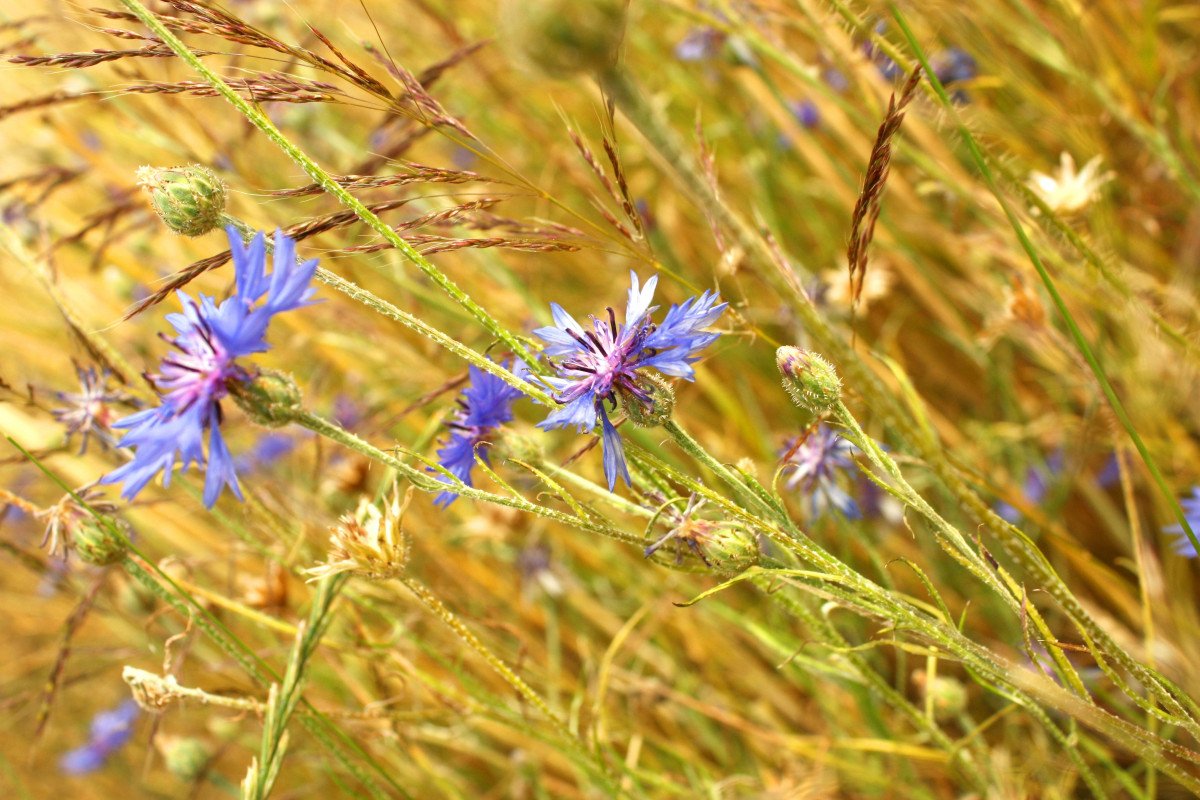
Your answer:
777,346 -> 842,413
74,516 -> 128,566
619,373 -> 676,429
158,736 -> 211,782
137,165 -> 226,237
230,370 -> 302,428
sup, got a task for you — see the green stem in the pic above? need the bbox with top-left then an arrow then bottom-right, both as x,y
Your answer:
117,0 -> 540,369
292,409 -> 642,548
399,576 -> 624,795
243,575 -> 346,800
221,216 -> 550,404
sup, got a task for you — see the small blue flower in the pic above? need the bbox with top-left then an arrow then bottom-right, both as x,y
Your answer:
433,360 -> 526,507
1164,487 -> 1200,558
535,273 -> 727,491
53,365 -> 136,453
60,699 -> 139,775
101,227 -> 317,508
781,425 -> 861,519
789,99 -> 820,130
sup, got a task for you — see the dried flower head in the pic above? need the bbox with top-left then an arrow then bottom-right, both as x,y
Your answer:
643,495 -> 760,573
306,486 -> 414,581
36,487 -> 118,557
1027,152 -> 1113,214
53,365 -> 137,453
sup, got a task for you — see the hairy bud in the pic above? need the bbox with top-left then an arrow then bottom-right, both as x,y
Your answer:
137,165 -> 226,237
74,516 -> 128,566
158,736 -> 212,782
305,486 -> 414,581
777,346 -> 841,412
230,370 -> 302,428
619,373 -> 675,428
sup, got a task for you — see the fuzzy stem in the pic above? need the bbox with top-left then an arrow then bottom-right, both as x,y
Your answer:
398,576 -> 624,794
242,574 -> 345,800
292,409 -> 643,548
116,0 -> 540,370
220,216 -> 551,405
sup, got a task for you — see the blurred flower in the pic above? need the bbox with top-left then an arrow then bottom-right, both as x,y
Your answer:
781,425 -> 861,519
517,542 -> 564,599
233,432 -> 297,473
60,699 -> 140,775
433,360 -> 527,507
819,264 -> 894,312
995,451 -> 1063,524
536,272 -> 727,490
675,26 -> 726,61
931,47 -> 977,102
53,365 -> 136,453
1027,153 -> 1113,214
305,486 -> 413,581
790,99 -> 820,130
101,228 -> 317,508
863,21 -> 902,80
1163,487 -> 1200,558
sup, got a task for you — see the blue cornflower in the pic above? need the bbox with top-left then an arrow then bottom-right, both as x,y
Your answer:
1164,487 -> 1200,558
535,272 -> 727,491
781,424 -> 861,519
60,699 -> 140,775
433,360 -> 526,507
101,227 -> 317,508
932,47 -> 977,102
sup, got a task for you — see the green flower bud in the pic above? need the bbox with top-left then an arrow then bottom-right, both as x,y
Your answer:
701,523 -> 761,574
619,373 -> 675,428
922,675 -> 968,721
74,516 -> 128,566
495,425 -> 546,465
137,165 -> 227,237
777,346 -> 841,413
230,370 -> 302,428
158,736 -> 211,782
500,0 -> 626,78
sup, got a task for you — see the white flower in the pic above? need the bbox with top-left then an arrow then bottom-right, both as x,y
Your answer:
1027,152 -> 1113,214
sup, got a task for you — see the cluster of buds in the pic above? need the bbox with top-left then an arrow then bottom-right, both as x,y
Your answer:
305,486 -> 414,581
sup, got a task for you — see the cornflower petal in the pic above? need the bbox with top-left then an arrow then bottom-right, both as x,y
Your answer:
598,405 -> 630,490
432,359 -> 526,508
